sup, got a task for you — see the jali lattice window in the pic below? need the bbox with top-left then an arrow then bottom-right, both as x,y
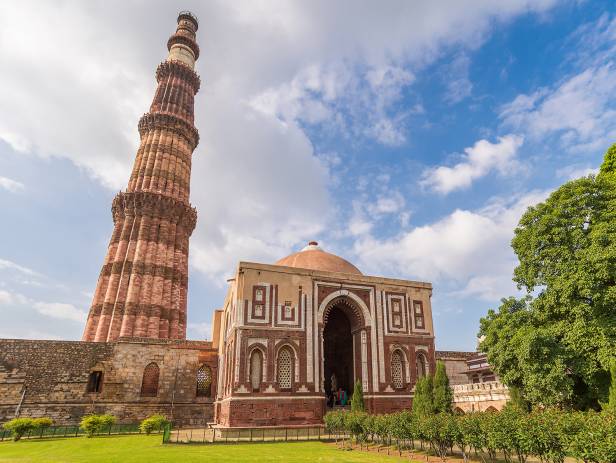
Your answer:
277,347 -> 293,390
196,365 -> 212,397
140,362 -> 160,397
391,351 -> 404,389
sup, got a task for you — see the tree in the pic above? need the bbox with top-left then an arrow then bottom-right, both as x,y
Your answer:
507,386 -> 531,413
350,380 -> 365,412
600,142 -> 616,176
433,361 -> 453,414
412,375 -> 434,418
480,145 -> 616,410
604,360 -> 616,413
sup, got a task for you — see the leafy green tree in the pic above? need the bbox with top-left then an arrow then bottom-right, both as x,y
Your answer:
480,145 -> 616,410
433,361 -> 453,414
423,413 -> 457,460
604,360 -> 616,413
350,380 -> 365,412
458,413 -> 486,461
507,386 -> 531,413
412,375 -> 434,418
600,142 -> 616,176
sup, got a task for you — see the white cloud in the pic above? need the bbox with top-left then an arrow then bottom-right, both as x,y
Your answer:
0,289 -> 13,305
0,286 -> 86,323
499,64 -> 616,153
188,322 -> 212,340
556,164 -> 599,180
0,0 -> 559,286
0,258 -> 40,277
0,176 -> 25,193
33,302 -> 87,323
352,190 -> 549,300
443,53 -> 473,104
421,135 -> 524,195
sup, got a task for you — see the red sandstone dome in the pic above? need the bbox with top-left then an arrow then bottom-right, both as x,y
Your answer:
275,241 -> 362,275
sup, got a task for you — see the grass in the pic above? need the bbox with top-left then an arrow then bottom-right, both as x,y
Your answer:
0,435 -> 410,463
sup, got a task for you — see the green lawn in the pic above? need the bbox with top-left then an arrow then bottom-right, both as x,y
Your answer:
0,435 -> 408,463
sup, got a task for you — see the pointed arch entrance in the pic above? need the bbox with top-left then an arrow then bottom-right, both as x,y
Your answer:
320,294 -> 368,405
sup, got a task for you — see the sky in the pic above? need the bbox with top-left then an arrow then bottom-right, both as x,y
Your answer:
0,1 -> 614,351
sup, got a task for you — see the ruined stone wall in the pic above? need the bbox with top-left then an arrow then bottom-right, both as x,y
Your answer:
437,352 -> 475,385
0,338 -> 217,426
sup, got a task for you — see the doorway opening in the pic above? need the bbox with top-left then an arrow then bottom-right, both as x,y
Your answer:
323,304 -> 354,404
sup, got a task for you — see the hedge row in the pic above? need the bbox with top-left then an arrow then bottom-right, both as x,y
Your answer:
324,408 -> 616,463
2,414 -> 169,441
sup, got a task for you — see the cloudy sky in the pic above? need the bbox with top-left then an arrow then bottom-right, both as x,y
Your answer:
0,1 -> 613,350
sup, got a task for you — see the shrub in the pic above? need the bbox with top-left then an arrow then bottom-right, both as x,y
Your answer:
139,414 -> 168,435
2,418 -> 36,441
32,417 -> 53,429
412,375 -> 434,418
350,380 -> 365,412
324,410 -> 345,442
346,411 -> 369,443
422,413 -> 458,460
79,414 -> 116,437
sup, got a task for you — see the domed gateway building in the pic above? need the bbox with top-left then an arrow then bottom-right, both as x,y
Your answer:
0,12 -> 436,428
213,241 -> 435,426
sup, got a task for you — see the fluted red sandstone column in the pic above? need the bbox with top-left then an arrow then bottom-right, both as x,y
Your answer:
83,12 -> 200,342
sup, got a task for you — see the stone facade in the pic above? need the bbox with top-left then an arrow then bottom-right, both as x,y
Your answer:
451,382 -> 509,413
0,339 -> 217,426
438,351 -> 509,413
214,257 -> 436,427
83,12 -> 201,342
0,12 -> 508,429
436,351 -> 475,385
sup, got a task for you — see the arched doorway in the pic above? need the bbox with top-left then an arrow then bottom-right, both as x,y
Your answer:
321,295 -> 367,407
323,305 -> 354,396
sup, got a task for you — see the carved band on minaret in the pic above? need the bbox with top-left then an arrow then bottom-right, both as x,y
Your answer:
111,191 -> 197,234
82,12 -> 200,342
137,113 -> 199,149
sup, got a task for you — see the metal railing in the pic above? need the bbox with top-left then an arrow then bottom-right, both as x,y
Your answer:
164,425 -> 345,444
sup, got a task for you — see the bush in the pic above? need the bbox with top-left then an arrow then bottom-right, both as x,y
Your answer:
2,418 -> 36,441
1,417 -> 54,441
32,417 -> 53,429
79,414 -> 116,437
325,406 -> 616,462
350,380 -> 365,412
139,414 -> 168,435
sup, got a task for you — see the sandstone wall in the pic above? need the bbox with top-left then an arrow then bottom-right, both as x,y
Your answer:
0,338 -> 216,426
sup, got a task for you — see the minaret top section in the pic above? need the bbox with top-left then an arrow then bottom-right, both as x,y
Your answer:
167,11 -> 200,69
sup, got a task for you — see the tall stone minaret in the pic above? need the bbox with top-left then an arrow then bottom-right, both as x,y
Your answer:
83,12 -> 201,342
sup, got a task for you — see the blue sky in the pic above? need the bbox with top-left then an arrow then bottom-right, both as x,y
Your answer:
0,1 -> 614,350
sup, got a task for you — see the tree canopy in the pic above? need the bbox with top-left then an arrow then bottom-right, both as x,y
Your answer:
480,144 -> 616,410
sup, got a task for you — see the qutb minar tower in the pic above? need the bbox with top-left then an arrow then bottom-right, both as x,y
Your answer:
83,12 -> 201,342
